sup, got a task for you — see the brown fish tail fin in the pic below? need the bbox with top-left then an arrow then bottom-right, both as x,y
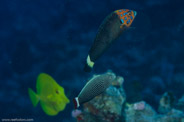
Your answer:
83,55 -> 94,72
73,97 -> 80,109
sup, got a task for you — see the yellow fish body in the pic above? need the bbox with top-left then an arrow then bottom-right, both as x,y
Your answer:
28,73 -> 70,116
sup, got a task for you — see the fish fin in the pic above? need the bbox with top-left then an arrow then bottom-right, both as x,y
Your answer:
28,88 -> 39,107
73,97 -> 80,109
46,94 -> 53,99
83,55 -> 94,72
36,73 -> 54,94
40,101 -> 58,116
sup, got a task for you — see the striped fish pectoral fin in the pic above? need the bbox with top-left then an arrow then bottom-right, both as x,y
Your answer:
83,55 -> 94,72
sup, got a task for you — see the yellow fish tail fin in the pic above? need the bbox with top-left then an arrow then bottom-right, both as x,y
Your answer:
28,88 -> 39,107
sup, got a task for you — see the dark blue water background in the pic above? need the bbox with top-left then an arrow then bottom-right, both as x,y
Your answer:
0,0 -> 184,121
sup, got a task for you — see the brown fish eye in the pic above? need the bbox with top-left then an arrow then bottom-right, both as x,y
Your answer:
128,12 -> 131,16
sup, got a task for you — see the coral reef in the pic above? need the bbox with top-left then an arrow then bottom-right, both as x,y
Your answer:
77,73 -> 126,122
126,101 -> 184,122
73,72 -> 184,122
175,95 -> 184,112
156,109 -> 184,122
125,101 -> 157,122
158,92 -> 174,114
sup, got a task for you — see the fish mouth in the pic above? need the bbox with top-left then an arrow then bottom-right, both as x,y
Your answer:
133,11 -> 137,17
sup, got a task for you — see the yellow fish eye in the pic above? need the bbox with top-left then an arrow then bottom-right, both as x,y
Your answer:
56,89 -> 59,94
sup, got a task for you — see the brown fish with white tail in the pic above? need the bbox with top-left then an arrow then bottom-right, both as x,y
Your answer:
73,72 -> 116,109
84,9 -> 137,72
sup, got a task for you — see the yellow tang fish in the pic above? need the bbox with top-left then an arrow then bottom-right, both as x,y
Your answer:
28,73 -> 70,116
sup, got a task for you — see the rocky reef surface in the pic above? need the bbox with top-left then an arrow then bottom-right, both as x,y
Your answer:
72,72 -> 184,122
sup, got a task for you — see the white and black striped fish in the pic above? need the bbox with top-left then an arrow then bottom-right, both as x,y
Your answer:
73,72 -> 116,109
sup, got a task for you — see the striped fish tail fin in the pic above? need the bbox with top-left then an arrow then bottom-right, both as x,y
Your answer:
73,97 -> 80,109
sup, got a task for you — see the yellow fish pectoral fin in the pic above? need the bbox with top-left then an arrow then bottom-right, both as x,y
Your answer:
40,101 -> 58,116
47,94 -> 53,99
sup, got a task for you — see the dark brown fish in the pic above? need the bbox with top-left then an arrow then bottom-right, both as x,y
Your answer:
84,9 -> 137,72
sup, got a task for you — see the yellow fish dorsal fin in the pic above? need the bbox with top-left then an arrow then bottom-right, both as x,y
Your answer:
36,73 -> 57,94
